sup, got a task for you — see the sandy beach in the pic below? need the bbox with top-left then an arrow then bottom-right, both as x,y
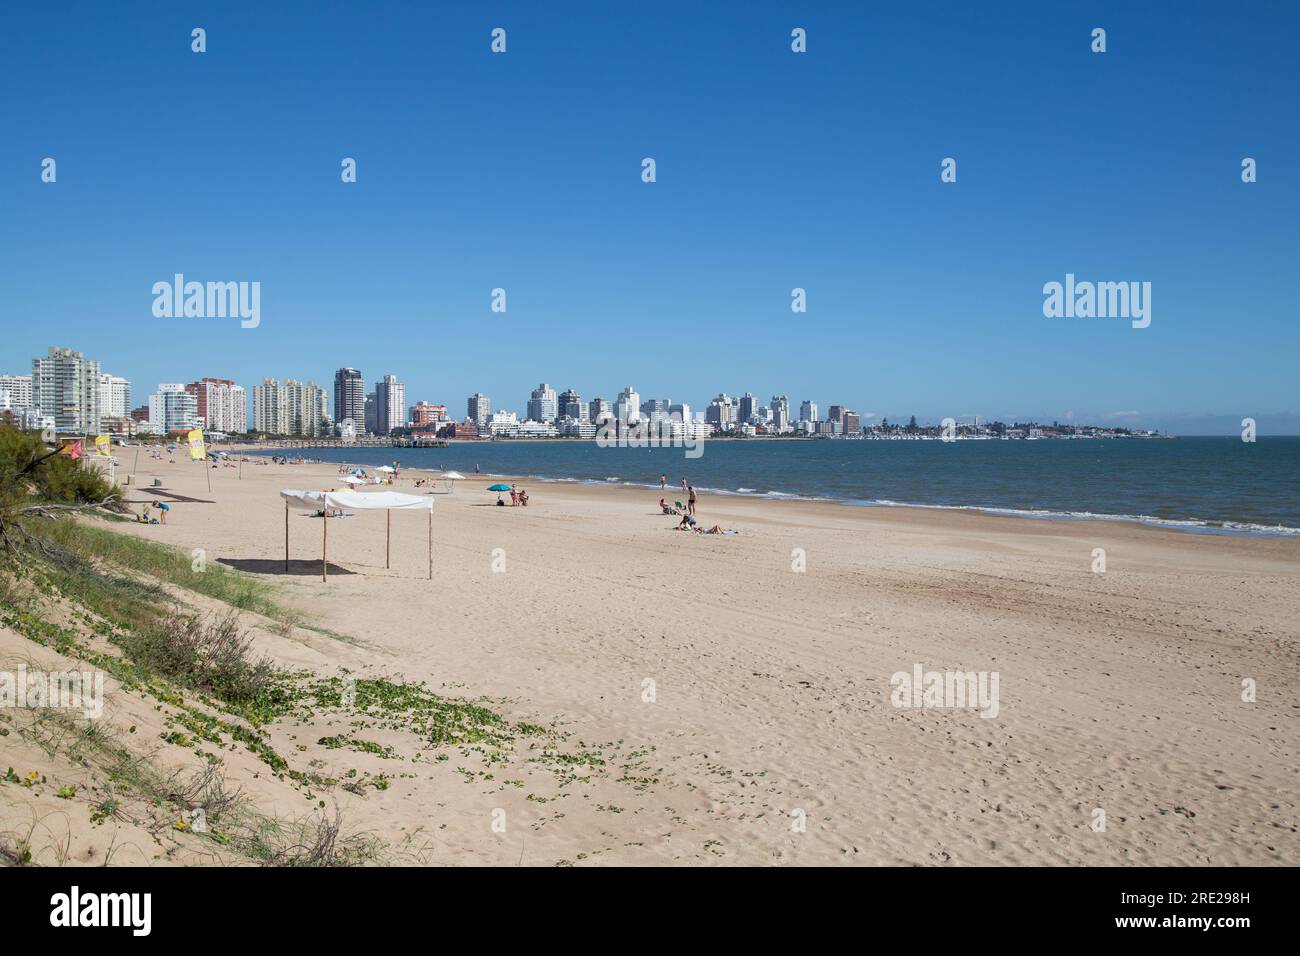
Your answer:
6,452 -> 1297,867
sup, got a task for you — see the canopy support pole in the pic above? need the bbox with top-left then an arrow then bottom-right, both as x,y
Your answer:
322,504 -> 328,581
284,501 -> 289,572
386,510 -> 391,569
427,506 -> 432,580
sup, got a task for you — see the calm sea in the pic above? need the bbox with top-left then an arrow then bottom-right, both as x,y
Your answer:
254,436 -> 1300,536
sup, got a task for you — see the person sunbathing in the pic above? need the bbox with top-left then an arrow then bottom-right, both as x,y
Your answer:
677,514 -> 697,530
659,498 -> 681,515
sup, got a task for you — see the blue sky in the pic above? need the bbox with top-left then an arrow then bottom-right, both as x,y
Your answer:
2,1 -> 1297,433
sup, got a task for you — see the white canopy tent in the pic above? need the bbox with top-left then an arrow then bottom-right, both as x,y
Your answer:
280,489 -> 432,580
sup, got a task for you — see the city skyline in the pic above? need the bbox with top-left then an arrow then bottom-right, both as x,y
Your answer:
2,3 -> 1296,436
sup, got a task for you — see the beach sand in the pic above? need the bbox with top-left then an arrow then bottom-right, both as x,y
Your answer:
11,453 -> 1297,866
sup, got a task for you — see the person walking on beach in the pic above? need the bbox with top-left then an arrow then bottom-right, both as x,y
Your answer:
680,477 -> 688,498
687,485 -> 697,516
660,474 -> 667,490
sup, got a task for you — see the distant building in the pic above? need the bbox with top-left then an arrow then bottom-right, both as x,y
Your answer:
32,347 -> 101,433
770,395 -> 790,433
615,385 -> 641,424
375,374 -> 405,435
467,393 -> 492,427
485,410 -> 519,436
186,378 -> 246,433
842,411 -> 861,434
410,402 -> 446,430
253,378 -> 326,436
528,383 -> 558,423
706,394 -> 737,430
738,392 -> 761,424
364,392 -> 377,434
150,384 -> 200,434
0,374 -> 34,413
588,397 -> 611,423
799,400 -> 818,424
558,388 -> 584,421
98,374 -> 132,420
333,368 -> 365,434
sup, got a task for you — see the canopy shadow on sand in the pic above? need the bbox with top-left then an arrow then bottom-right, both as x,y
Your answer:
218,558 -> 356,576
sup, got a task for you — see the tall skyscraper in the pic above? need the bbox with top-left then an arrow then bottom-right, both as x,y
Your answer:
706,393 -> 737,429
375,374 -> 405,435
186,378 -> 246,433
31,347 -> 101,433
528,383 -> 558,423
799,400 -> 818,424
149,384 -> 200,434
615,385 -> 641,423
588,397 -> 611,423
468,393 -> 492,426
770,395 -> 790,432
738,392 -> 761,424
253,378 -> 284,434
333,368 -> 365,433
98,374 -> 132,419
558,388 -> 584,421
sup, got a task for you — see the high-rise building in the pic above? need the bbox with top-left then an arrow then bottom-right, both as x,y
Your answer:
98,374 -> 131,419
333,368 -> 365,434
375,374 -> 405,435
842,411 -> 861,435
285,380 -> 328,437
32,347 -> 101,433
467,393 -> 492,427
588,397 -> 611,423
799,400 -> 818,424
0,374 -> 34,411
615,385 -> 641,423
364,392 -> 377,434
528,383 -> 558,423
640,398 -> 671,421
738,393 -> 761,424
706,393 -> 737,429
770,395 -> 790,432
186,378 -> 246,433
558,388 -> 584,421
149,384 -> 200,434
253,379 -> 283,434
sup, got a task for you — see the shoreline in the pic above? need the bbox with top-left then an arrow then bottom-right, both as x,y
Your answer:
222,443 -> 1300,540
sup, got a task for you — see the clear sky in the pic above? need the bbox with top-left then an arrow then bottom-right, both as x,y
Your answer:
2,1 -> 1296,433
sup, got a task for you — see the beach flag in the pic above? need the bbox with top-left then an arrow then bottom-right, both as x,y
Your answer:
187,429 -> 206,461
60,439 -> 83,460
94,434 -> 111,456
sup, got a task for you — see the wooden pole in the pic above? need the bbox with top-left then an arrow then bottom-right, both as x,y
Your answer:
386,510 -> 391,569
284,501 -> 289,572
427,505 -> 432,581
322,500 -> 328,581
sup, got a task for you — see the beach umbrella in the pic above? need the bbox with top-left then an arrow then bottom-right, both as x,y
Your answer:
341,475 -> 365,485
487,483 -> 511,492
443,471 -> 466,480
376,465 -> 396,473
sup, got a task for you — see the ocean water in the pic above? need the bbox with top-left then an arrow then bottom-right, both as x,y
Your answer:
255,436 -> 1300,536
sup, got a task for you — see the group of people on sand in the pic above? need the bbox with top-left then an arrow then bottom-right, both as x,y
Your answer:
657,478 -> 735,535
498,484 -> 529,507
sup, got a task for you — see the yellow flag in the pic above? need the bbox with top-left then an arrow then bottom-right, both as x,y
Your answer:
187,429 -> 206,461
95,434 -> 111,456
